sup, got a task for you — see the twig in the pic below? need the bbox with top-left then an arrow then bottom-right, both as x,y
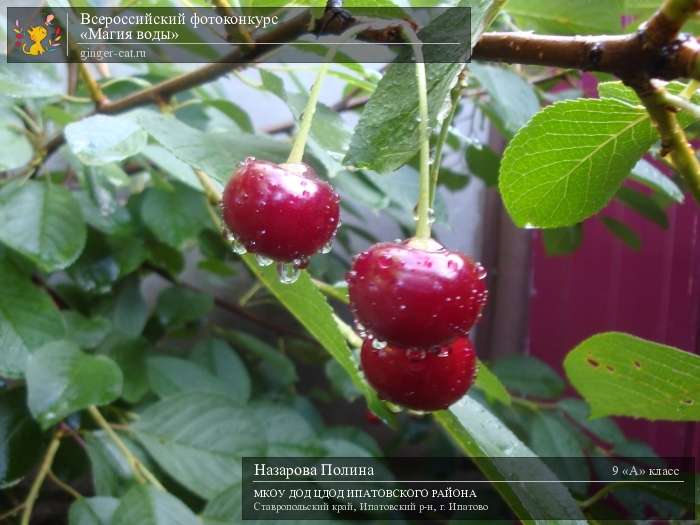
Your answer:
662,90 -> 700,119
47,470 -> 82,499
195,169 -> 223,205
0,503 -> 25,522
578,481 -> 632,510
87,406 -> 164,490
78,63 -> 109,109
20,430 -> 63,525
634,79 -> 700,203
429,71 -> 464,207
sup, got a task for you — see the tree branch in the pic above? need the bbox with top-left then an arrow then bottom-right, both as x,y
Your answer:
42,2 -> 700,159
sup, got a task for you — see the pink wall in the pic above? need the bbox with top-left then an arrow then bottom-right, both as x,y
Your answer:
528,194 -> 700,459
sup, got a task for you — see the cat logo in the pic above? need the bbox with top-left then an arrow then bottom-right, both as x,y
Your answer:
13,13 -> 62,56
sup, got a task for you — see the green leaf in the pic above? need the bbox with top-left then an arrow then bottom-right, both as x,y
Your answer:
0,63 -> 63,98
465,144 -> 500,186
0,107 -> 33,170
0,258 -> 65,378
600,216 -> 641,250
435,397 -> 586,524
68,496 -> 119,525
563,332 -> 700,421
0,181 -> 87,271
325,359 -> 361,402
104,277 -> 149,338
147,356 -> 247,403
0,389 -> 45,485
65,115 -> 148,166
84,430 -> 148,497
260,69 -> 287,100
191,338 -> 251,403
492,355 -> 565,399
529,411 -> 589,496
105,338 -> 150,404
141,144 -> 200,190
141,182 -> 212,248
26,341 -> 123,429
156,286 -> 213,327
542,225 -> 583,256
630,159 -> 684,204
62,312 -> 111,349
286,93 -> 352,177
505,0 -> 626,34
203,99 -> 254,133
203,480 -> 336,525
469,63 -> 540,136
616,186 -> 668,228
499,98 -> 658,228
242,256 -> 394,423
132,393 -> 263,499
345,2 -> 504,172
474,360 -> 512,405
557,398 -> 626,446
129,109 -> 290,185
222,331 -> 297,389
112,485 -> 199,525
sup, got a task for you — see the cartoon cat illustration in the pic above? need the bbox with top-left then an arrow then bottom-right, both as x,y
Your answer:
23,25 -> 48,56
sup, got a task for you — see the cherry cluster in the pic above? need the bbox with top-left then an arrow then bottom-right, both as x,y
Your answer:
222,159 -> 487,412
348,239 -> 487,411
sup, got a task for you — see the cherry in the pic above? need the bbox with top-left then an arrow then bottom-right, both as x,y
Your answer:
361,337 -> 477,411
222,158 -> 340,262
347,239 -> 487,349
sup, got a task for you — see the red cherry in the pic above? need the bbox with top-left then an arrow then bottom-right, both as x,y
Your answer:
347,239 -> 487,348
222,158 -> 340,262
361,337 -> 477,411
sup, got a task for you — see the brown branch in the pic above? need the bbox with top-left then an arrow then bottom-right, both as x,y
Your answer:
472,32 -> 700,83
643,0 -> 700,47
42,2 -> 700,158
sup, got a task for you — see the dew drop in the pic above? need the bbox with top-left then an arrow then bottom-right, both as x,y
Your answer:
255,254 -> 274,267
427,208 -> 436,225
277,262 -> 300,284
231,238 -> 247,255
475,262 -> 487,280
372,339 -> 387,350
320,239 -> 333,254
406,348 -> 427,361
437,347 -> 450,358
293,257 -> 310,269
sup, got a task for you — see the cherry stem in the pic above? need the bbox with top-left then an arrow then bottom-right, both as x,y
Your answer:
429,71 -> 464,208
403,27 -> 431,240
287,21 -> 391,165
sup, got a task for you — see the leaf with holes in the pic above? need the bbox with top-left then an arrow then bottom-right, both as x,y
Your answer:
564,332 -> 700,421
499,98 -> 658,228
